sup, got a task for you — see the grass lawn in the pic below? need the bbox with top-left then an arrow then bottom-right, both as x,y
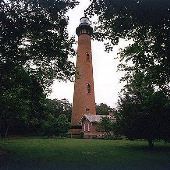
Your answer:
0,138 -> 170,169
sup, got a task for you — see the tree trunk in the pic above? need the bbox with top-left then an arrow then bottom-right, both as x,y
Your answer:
0,121 -> 5,139
0,117 -> 3,139
148,139 -> 154,149
5,126 -> 9,139
0,122 -> 2,139
106,131 -> 110,139
1,119 -> 9,139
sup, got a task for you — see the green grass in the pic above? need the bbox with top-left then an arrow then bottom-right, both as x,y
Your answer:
0,138 -> 170,167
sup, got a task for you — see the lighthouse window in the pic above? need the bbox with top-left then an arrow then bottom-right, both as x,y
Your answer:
86,52 -> 90,61
86,108 -> 90,112
86,53 -> 89,56
87,83 -> 91,93
82,29 -> 86,34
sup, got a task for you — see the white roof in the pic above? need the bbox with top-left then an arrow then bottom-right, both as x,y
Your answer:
81,114 -> 114,123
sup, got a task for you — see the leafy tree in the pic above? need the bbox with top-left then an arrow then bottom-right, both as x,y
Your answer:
86,0 -> 170,90
0,65 -> 45,137
98,116 -> 119,138
0,0 -> 78,137
56,114 -> 70,136
1,0 -> 78,87
41,114 -> 70,137
41,98 -> 72,137
98,117 -> 113,138
86,0 -> 170,148
96,103 -> 115,115
41,113 -> 56,137
117,72 -> 170,148
44,98 -> 72,121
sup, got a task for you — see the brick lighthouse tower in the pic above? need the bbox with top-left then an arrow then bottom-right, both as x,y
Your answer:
71,17 -> 96,128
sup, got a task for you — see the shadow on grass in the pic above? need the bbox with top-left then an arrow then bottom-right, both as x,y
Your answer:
127,143 -> 170,153
0,138 -> 170,170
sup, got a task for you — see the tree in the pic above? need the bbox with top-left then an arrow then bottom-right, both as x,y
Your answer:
117,72 -> 170,148
96,103 -> 115,115
98,117 -> 113,138
1,0 -> 78,87
44,98 -> 72,121
86,0 -> 170,90
0,65 -> 45,137
86,0 -> 170,148
98,116 -> 119,138
41,99 -> 72,137
41,114 -> 70,137
0,0 -> 78,137
56,114 -> 70,136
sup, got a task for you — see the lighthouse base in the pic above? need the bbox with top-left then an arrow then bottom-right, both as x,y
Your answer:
69,125 -> 82,138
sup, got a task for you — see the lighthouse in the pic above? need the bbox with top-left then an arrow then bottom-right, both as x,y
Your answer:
71,17 -> 96,128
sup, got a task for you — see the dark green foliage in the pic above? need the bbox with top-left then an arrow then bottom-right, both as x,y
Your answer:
0,64 -> 45,137
86,0 -> 170,148
41,99 -> 72,136
39,98 -> 72,136
41,114 -> 70,137
98,117 -> 113,138
117,72 -> 170,148
96,103 -> 115,115
0,0 -> 78,137
56,114 -> 70,136
87,0 -> 170,89
44,98 -> 72,121
98,116 -> 120,139
1,0 -> 78,87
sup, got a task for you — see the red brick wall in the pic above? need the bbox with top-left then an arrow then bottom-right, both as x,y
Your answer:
82,119 -> 106,138
71,33 -> 96,126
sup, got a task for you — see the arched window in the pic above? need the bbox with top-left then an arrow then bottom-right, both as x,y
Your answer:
87,83 -> 91,93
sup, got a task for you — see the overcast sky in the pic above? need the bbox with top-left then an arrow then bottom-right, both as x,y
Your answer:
49,0 -> 130,108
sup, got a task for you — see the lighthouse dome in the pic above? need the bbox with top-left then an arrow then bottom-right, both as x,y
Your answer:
80,17 -> 91,25
76,17 -> 93,36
